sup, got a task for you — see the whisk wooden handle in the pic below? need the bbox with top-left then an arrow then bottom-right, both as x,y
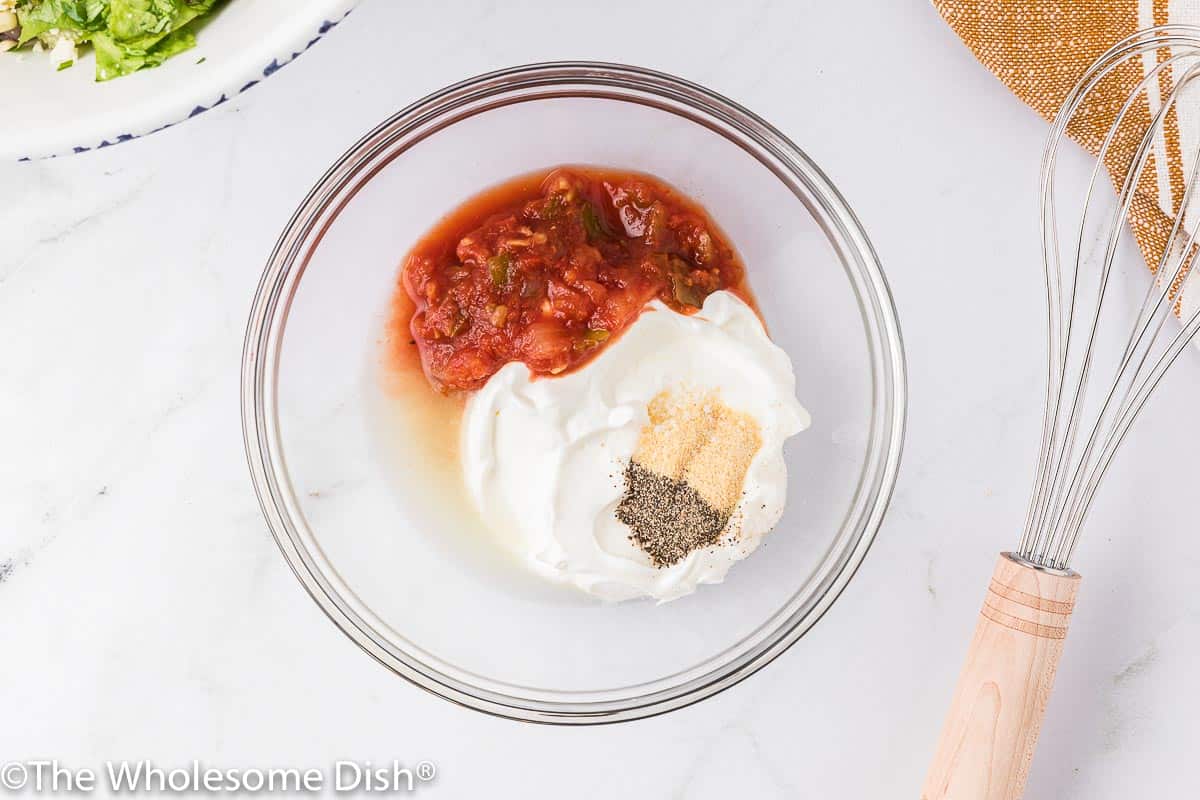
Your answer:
921,552 -> 1081,800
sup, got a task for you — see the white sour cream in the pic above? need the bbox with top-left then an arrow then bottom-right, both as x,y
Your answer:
461,291 -> 810,602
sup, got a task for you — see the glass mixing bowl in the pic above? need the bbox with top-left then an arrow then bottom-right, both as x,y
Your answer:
242,62 -> 906,723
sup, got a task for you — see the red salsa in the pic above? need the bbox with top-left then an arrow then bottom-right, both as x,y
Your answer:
400,167 -> 750,392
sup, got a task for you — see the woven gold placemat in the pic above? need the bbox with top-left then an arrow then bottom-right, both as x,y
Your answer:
935,0 -> 1197,292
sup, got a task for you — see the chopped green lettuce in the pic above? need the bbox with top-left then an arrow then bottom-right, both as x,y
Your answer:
92,22 -> 199,80
14,0 -> 223,81
17,1 -> 108,44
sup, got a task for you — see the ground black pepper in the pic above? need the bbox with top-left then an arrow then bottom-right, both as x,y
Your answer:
616,461 -> 730,568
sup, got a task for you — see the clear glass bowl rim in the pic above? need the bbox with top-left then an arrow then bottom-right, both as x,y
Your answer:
241,61 -> 908,725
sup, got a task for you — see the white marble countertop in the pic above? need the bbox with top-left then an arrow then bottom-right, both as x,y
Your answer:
3,1 -> 1198,797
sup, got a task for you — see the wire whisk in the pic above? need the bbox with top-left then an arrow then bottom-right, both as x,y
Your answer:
924,25 -> 1200,800
1017,25 -> 1200,572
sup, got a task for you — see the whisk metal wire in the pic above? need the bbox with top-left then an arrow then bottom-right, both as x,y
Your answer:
1017,25 -> 1200,570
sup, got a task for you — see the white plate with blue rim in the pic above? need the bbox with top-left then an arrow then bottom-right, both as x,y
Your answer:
0,0 -> 357,161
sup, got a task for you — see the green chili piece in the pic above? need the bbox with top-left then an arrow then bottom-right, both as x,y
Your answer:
581,203 -> 610,240
488,252 -> 511,289
574,328 -> 611,351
